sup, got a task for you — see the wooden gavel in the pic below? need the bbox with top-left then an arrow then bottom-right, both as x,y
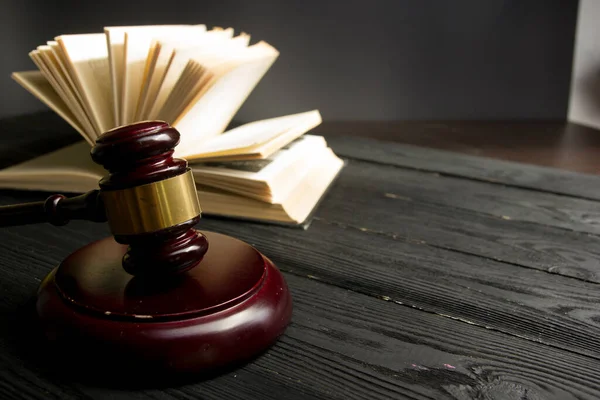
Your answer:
0,120 -> 292,378
0,121 -> 208,277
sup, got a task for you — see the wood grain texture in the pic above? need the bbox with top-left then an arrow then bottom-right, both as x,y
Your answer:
324,133 -> 600,201
197,216 -> 600,360
2,217 -> 600,399
310,160 -> 600,283
328,156 -> 600,235
2,220 -> 600,399
283,275 -> 600,400
3,115 -> 600,398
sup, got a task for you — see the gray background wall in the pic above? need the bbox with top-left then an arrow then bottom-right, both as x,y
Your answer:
0,0 -> 578,122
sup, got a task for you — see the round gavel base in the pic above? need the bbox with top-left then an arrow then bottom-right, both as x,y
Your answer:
35,231 -> 292,377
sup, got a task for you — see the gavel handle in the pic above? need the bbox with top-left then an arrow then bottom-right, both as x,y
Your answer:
0,190 -> 107,228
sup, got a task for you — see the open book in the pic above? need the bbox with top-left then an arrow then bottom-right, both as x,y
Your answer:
0,24 -> 344,226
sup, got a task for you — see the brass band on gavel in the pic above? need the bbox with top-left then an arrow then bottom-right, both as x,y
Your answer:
101,170 -> 201,236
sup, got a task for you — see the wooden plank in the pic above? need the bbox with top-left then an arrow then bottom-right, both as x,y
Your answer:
283,275 -> 600,400
0,223 -> 408,400
325,134 -> 600,201
1,116 -> 600,398
312,161 -> 600,283
2,218 -> 600,398
334,159 -> 600,235
5,167 -> 600,357
198,216 -> 600,361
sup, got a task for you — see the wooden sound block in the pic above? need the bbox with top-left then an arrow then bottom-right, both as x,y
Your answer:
35,231 -> 292,376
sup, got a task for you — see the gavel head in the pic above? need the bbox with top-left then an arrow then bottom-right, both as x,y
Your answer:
90,121 -> 208,277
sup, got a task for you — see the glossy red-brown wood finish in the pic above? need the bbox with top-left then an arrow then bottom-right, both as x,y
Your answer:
0,191 -> 106,228
91,120 -> 187,189
91,121 -> 207,277
36,231 -> 292,375
0,121 -> 208,277
118,215 -> 209,276
0,119 -> 294,378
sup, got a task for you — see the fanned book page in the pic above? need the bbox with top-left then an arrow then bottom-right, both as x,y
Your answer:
146,28 -> 236,121
11,71 -> 91,144
178,110 -> 323,161
56,33 -> 114,136
6,23 -> 344,226
172,41 -> 279,149
121,25 -> 208,124
30,45 -> 96,140
103,24 -> 206,125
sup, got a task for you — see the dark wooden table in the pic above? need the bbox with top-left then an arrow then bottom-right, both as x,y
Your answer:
2,113 -> 600,399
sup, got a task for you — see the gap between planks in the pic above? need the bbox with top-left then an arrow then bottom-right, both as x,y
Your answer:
339,152 -> 600,203
336,155 -> 600,239
324,133 -> 600,203
313,216 -> 600,285
284,253 -> 600,367
196,213 -> 600,365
